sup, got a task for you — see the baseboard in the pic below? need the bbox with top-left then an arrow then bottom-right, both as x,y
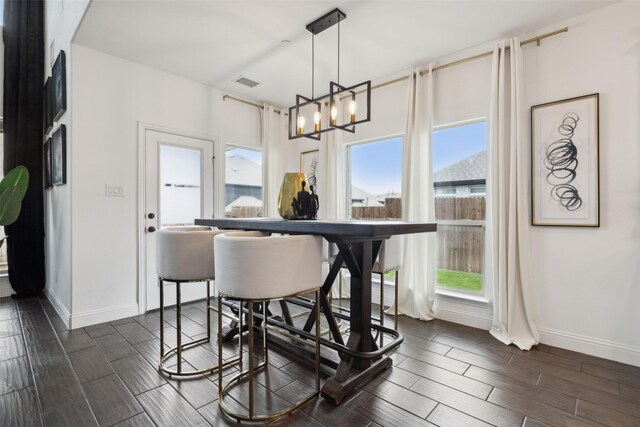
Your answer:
44,289 -> 71,329
69,303 -> 139,329
434,305 -> 492,330
538,327 -> 640,367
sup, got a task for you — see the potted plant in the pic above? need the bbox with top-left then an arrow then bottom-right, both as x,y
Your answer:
0,166 -> 30,248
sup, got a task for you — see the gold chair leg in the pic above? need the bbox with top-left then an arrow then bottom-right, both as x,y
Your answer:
176,281 -> 182,374
217,296 -> 223,399
248,302 -> 254,419
395,271 -> 399,331
159,278 -> 164,365
206,280 -> 211,340
315,288 -> 321,393
379,272 -> 384,347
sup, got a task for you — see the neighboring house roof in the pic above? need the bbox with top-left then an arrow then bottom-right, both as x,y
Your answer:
225,195 -> 263,210
225,153 -> 261,186
434,150 -> 486,184
350,186 -> 395,207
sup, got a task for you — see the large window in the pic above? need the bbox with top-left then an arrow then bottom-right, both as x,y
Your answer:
347,136 -> 402,220
432,120 -> 487,294
224,146 -> 263,218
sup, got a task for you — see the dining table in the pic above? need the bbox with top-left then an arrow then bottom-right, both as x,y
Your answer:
194,217 -> 437,404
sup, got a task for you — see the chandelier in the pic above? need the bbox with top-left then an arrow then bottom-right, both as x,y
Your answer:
288,8 -> 371,140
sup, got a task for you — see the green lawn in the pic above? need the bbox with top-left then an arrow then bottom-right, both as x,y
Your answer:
436,269 -> 482,291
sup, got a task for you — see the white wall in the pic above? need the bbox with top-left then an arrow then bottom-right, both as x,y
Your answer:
43,0 -> 91,322
523,1 -> 640,365
281,1 -> 640,365
70,45 -> 218,326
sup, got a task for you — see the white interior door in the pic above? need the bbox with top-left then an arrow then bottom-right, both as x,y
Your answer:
144,130 -> 214,311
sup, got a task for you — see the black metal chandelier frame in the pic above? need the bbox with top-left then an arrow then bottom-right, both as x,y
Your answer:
288,8 -> 372,141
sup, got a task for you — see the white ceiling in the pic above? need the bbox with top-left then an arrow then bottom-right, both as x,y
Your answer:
74,0 -> 615,107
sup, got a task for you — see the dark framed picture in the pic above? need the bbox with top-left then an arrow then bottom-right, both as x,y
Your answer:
52,51 -> 67,122
44,138 -> 52,189
51,125 -> 67,186
531,93 -> 599,227
44,77 -> 53,134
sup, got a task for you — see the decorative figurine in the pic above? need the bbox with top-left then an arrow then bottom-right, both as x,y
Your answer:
291,180 -> 318,220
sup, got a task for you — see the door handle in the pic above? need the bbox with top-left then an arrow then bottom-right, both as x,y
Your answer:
148,226 -> 156,233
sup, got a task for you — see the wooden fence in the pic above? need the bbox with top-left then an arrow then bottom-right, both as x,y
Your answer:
351,196 -> 485,274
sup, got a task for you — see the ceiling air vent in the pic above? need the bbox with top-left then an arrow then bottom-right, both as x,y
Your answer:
234,76 -> 260,88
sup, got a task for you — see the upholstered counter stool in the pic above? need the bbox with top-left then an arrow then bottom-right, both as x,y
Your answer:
330,235 -> 404,339
156,226 -> 230,377
214,231 -> 322,423
373,235 -> 403,342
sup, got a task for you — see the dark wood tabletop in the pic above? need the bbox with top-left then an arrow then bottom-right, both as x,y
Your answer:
194,218 -> 437,237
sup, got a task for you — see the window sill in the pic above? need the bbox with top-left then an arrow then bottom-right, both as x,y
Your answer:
435,287 -> 489,304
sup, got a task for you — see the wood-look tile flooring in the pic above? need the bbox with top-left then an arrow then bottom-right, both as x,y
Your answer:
1,291 -> 640,426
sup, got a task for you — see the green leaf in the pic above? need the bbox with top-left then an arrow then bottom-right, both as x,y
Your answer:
0,166 -> 29,200
0,186 -> 23,226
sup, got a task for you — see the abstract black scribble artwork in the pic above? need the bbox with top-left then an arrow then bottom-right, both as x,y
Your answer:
307,158 -> 318,188
544,113 -> 582,211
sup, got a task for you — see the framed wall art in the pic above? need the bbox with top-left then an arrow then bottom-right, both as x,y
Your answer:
52,125 -> 67,186
44,138 -> 52,189
531,93 -> 599,227
300,149 -> 319,193
52,51 -> 67,122
44,77 -> 53,134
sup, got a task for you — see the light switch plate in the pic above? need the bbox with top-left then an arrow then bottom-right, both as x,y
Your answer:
105,184 -> 124,197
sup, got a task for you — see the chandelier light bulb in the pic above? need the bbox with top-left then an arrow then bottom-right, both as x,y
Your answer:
313,111 -> 321,132
349,100 -> 357,123
297,115 -> 306,135
330,102 -> 338,126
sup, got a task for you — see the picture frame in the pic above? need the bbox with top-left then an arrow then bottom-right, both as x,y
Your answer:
51,125 -> 67,186
44,138 -> 52,189
531,93 -> 599,227
52,51 -> 67,122
300,149 -> 319,193
44,77 -> 53,134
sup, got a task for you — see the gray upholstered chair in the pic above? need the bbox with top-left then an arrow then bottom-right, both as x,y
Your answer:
214,231 -> 322,422
155,226 -> 227,377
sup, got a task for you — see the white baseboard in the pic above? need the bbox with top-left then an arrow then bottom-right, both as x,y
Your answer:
434,305 -> 493,330
44,289 -> 71,329
538,327 -> 640,367
69,303 -> 139,329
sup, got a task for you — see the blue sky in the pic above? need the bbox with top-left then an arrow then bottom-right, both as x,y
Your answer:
351,121 -> 487,195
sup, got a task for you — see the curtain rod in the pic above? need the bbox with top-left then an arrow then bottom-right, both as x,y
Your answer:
224,27 -> 567,109
340,27 -> 568,100
222,95 -> 287,115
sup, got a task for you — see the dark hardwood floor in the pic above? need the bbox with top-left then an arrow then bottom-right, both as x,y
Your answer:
1,290 -> 639,426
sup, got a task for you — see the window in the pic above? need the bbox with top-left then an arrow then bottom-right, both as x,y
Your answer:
225,146 -> 263,218
432,120 -> 487,294
347,136 -> 402,220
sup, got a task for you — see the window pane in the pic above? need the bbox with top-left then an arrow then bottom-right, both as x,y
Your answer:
225,147 -> 263,218
432,121 -> 486,292
348,137 -> 402,219
160,144 -> 202,227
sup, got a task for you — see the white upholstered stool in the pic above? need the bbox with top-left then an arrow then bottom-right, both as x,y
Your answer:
373,235 -> 404,337
214,231 -> 322,423
155,226 -> 229,377
330,235 -> 404,335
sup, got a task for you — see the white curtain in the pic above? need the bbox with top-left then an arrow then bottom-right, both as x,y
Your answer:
485,39 -> 539,350
261,104 -> 285,218
319,105 -> 349,299
392,66 -> 436,320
